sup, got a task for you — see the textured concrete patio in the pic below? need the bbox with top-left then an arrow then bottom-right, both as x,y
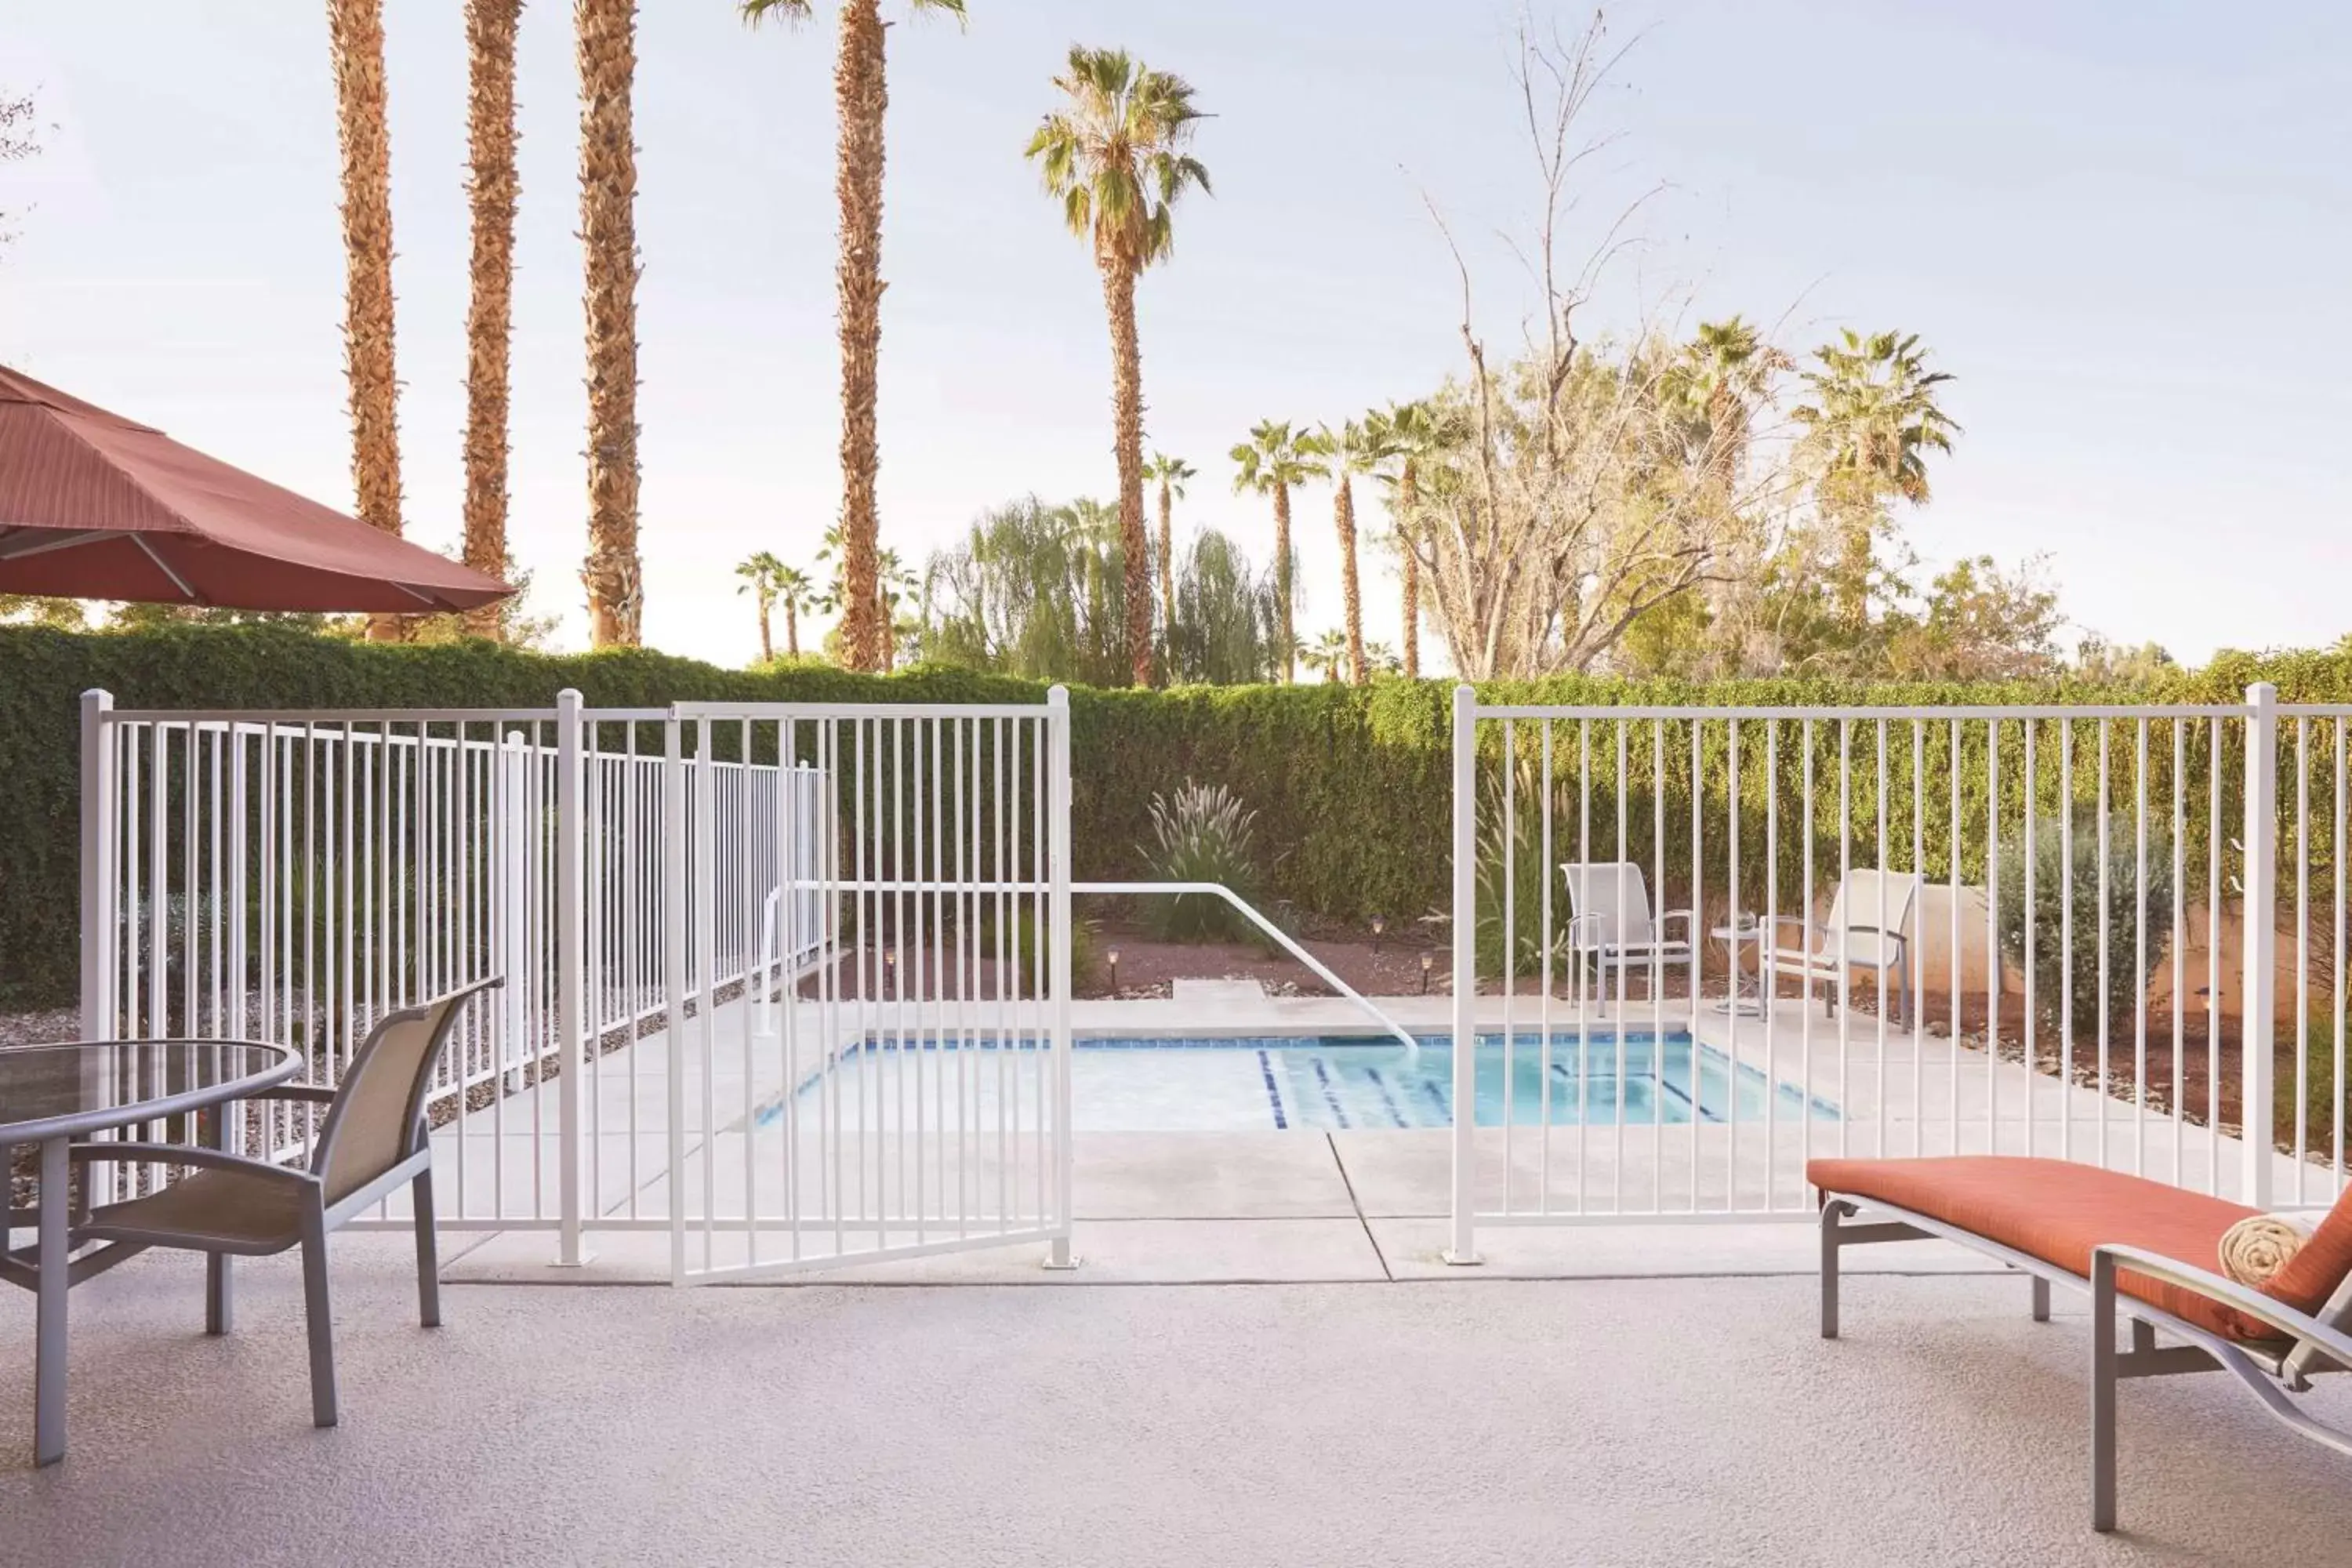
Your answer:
5,1232 -> 2350,1567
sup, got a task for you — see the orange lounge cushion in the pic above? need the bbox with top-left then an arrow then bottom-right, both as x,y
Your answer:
1809,1156 -> 2283,1340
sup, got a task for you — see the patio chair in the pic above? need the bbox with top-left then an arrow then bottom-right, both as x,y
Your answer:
67,978 -> 499,1429
1763,869 -> 1920,1024
1557,862 -> 1693,1000
1813,1155 -> 2352,1531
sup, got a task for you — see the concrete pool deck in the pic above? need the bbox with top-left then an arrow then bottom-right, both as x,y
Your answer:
9,1233 -> 2352,1566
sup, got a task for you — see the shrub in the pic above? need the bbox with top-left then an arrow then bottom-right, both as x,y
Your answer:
1994,810 -> 2175,1040
980,907 -> 1098,992
1472,760 -> 1559,979
1137,779 -> 1266,942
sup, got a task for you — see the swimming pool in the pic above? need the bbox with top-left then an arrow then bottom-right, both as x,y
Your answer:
757,1032 -> 1840,1134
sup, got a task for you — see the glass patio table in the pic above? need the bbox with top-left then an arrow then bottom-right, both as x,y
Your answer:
2,1038 -> 299,1465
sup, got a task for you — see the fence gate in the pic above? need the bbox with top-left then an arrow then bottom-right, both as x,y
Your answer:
663,694 -> 1075,1283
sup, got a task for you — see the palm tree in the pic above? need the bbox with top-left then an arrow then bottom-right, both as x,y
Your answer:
1675,316 -> 1788,491
1301,629 -> 1349,683
1795,328 -> 1959,627
741,0 -> 967,673
1025,47 -> 1210,689
875,547 -> 919,670
578,0 -> 643,647
736,550 -> 786,662
775,564 -> 816,657
460,0 -> 524,641
1374,400 -> 1454,679
1229,419 -> 1312,681
1302,419 -> 1391,685
326,0 -> 405,641
1142,451 -> 1194,667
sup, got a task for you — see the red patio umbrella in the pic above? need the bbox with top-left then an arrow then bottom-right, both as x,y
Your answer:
0,364 -> 512,613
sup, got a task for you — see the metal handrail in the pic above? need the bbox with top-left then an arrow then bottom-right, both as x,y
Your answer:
1072,880 -> 1421,1058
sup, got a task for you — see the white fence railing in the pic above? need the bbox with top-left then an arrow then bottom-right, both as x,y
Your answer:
78,690 -> 829,1260
666,698 -> 1073,1283
1446,683 -> 2349,1255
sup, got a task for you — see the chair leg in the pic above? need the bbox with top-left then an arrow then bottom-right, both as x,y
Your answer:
1820,1200 -> 1846,1340
205,1251 -> 234,1335
2091,1252 -> 2119,1531
299,1206 -> 338,1429
412,1168 -> 441,1329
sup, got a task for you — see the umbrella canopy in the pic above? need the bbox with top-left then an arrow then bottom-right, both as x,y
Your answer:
0,364 -> 512,613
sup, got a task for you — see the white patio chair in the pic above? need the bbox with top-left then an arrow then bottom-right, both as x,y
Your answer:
1764,869 -> 1921,1024
1558,861 -> 1694,999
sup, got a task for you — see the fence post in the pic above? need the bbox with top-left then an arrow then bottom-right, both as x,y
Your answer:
554,691 -> 590,1266
662,713 -> 690,1283
1446,684 -> 1482,1265
2241,682 -> 2278,1208
79,691 -> 116,1045
500,731 -> 529,1094
1045,687 -> 1077,1269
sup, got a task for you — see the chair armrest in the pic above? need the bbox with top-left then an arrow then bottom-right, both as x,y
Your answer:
1761,916 -> 1818,956
2093,1244 -> 2352,1366
253,1083 -> 336,1106
68,1142 -> 317,1186
1655,909 -> 1696,938
1563,913 -> 1606,950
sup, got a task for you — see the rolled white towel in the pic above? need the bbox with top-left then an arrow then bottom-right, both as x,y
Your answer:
2219,1213 -> 2315,1289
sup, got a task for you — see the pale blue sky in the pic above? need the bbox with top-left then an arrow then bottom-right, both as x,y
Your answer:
2,1 -> 2345,668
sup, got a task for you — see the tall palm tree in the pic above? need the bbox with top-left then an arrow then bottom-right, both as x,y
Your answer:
1374,399 -> 1454,680
1143,451 -> 1194,668
1025,47 -> 1210,688
578,0 -> 643,647
1229,419 -> 1312,681
326,0 -> 405,642
461,0 -> 524,641
875,546 -> 919,670
1675,316 -> 1788,491
736,550 -> 786,662
1302,418 -> 1391,685
741,0 -> 967,673
775,564 -> 815,657
1795,328 -> 1959,627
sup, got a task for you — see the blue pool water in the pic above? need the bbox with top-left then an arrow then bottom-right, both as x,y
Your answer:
759,1032 -> 1841,1134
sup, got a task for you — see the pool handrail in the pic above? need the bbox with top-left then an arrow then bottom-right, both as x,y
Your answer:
1072,880 -> 1421,1058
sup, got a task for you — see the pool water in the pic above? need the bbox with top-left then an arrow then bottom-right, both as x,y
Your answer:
760,1033 -> 1839,1134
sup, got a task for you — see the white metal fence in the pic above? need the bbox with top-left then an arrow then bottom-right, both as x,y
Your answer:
1446,683 -> 2350,1256
78,690 -> 837,1264
665,699 -> 1073,1282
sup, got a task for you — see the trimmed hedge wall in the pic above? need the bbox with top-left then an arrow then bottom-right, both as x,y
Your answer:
2,624 -> 2347,1008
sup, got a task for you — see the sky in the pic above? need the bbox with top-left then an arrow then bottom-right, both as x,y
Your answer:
2,1 -> 2346,670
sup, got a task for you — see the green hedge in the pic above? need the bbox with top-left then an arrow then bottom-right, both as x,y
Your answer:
2,624 -> 2347,1007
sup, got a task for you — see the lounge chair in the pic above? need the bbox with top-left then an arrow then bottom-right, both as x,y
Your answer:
1764,869 -> 1920,1025
1812,1154 -> 2352,1530
1557,861 -> 1693,1000
67,979 -> 499,1429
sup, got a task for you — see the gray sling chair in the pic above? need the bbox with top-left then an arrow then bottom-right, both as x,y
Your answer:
65,978 -> 499,1429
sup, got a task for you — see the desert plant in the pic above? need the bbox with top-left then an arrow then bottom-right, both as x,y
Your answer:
1472,760 -> 1562,980
1994,810 -> 2175,1041
1138,779 -> 1264,942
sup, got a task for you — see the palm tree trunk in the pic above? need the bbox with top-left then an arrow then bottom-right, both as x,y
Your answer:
327,0 -> 405,643
1272,481 -> 1294,682
577,0 -> 642,648
784,598 -> 799,658
1101,255 -> 1152,688
832,0 -> 887,673
757,597 -> 772,663
461,0 -> 522,641
1337,474 -> 1364,684
1399,458 -> 1420,680
1156,477 -> 1175,678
